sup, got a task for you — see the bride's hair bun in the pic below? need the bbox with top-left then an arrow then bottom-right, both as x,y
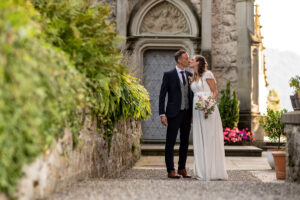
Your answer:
195,55 -> 208,78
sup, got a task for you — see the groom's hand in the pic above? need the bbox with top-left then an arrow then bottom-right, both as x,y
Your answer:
161,116 -> 167,126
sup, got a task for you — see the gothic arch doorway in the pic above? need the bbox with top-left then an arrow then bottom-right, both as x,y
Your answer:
128,0 -> 200,141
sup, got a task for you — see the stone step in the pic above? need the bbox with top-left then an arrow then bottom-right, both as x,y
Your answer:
143,140 -> 286,146
264,142 -> 286,146
260,146 -> 285,151
141,144 -> 263,157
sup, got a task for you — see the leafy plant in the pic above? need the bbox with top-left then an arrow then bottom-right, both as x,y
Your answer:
289,75 -> 300,95
30,0 -> 151,131
0,0 -> 151,198
218,81 -> 240,129
259,108 -> 287,149
0,0 -> 86,196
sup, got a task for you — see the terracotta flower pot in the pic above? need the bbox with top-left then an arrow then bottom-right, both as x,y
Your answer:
267,149 -> 281,169
272,151 -> 286,180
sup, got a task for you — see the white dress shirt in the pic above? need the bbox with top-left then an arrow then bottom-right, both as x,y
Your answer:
176,65 -> 187,84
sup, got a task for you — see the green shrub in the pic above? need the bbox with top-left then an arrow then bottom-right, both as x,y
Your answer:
30,0 -> 151,127
0,0 -> 86,196
218,81 -> 240,129
0,0 -> 151,197
0,0 -> 150,197
259,108 -> 287,149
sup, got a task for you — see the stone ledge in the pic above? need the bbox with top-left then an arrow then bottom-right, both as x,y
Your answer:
281,111 -> 300,124
141,144 -> 262,157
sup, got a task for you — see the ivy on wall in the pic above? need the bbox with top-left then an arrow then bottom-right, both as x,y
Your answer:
0,0 -> 151,198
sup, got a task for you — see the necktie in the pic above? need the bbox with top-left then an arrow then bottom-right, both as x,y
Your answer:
180,71 -> 186,86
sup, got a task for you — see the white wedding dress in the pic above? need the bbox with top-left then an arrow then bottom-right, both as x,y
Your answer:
191,71 -> 228,181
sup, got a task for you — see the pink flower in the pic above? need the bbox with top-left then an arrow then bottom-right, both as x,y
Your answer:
223,127 -> 255,144
228,133 -> 235,138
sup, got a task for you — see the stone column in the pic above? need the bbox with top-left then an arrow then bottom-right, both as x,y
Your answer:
250,44 -> 264,144
201,0 -> 212,68
116,0 -> 127,49
236,0 -> 255,129
281,111 -> 300,183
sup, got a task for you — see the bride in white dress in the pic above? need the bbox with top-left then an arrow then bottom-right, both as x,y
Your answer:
190,55 -> 228,181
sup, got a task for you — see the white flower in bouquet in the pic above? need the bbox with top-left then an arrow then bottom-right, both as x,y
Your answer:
195,96 -> 217,118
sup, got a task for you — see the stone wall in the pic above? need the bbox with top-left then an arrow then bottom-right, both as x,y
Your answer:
15,115 -> 141,200
282,111 -> 300,183
97,0 -> 117,19
211,0 -> 238,93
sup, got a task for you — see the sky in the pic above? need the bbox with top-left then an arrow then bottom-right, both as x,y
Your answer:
256,0 -> 300,55
255,0 -> 300,113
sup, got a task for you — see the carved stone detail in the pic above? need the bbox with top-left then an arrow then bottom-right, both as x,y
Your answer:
140,2 -> 190,35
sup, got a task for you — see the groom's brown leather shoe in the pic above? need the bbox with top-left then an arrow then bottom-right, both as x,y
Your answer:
168,171 -> 181,179
178,169 -> 192,178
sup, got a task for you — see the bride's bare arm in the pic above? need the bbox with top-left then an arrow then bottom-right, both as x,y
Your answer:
206,79 -> 218,99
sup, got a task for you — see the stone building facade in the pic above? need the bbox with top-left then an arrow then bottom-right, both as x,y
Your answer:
101,0 -> 265,143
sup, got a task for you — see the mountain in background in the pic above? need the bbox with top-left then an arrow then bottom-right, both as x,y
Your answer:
263,48 -> 300,112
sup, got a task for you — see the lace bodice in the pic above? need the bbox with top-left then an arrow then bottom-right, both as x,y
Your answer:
191,71 -> 215,96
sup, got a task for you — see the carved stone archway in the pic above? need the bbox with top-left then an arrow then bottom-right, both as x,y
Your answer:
128,0 -> 201,79
130,0 -> 199,37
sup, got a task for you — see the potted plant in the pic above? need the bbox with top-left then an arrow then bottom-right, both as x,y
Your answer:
289,75 -> 300,110
272,150 -> 286,179
259,108 -> 287,175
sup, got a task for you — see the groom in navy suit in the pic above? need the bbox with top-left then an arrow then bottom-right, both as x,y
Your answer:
159,49 -> 193,179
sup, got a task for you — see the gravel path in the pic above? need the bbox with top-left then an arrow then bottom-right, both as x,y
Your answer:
47,169 -> 300,200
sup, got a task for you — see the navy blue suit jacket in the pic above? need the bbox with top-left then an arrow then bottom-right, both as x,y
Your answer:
159,68 -> 193,119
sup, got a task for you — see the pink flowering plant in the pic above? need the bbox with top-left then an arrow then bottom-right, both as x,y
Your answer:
223,127 -> 255,144
195,96 -> 217,119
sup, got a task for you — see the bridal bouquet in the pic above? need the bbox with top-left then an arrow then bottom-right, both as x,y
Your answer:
195,96 -> 217,119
